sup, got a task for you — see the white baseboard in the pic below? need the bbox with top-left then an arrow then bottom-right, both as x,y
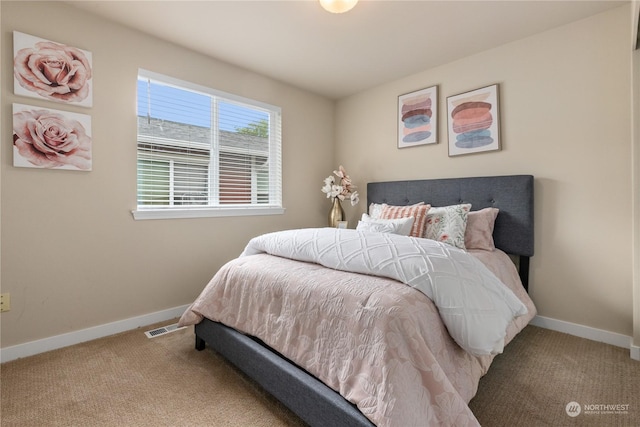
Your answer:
530,315 -> 636,358
2,310 -> 636,363
0,305 -> 189,363
631,344 -> 640,361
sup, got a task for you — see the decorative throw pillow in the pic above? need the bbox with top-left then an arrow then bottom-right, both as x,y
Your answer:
368,203 -> 385,220
380,203 -> 430,238
424,204 -> 472,249
369,202 -> 424,220
464,207 -> 499,251
356,213 -> 415,236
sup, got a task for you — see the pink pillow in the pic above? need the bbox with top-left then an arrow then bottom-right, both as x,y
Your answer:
464,207 -> 499,250
380,203 -> 430,238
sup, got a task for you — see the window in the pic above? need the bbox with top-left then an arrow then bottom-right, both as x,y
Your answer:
133,69 -> 283,220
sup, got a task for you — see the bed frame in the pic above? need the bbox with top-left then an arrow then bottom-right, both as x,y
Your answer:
194,174 -> 534,427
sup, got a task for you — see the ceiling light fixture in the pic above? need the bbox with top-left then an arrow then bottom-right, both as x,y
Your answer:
319,0 -> 358,14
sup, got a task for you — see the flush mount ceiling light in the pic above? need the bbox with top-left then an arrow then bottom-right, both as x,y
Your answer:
319,0 -> 358,14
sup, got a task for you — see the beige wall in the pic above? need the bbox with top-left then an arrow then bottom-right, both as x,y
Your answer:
1,2 -> 637,350
337,5 -> 634,336
0,1 -> 335,347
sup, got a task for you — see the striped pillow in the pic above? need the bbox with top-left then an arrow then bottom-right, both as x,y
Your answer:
380,203 -> 430,237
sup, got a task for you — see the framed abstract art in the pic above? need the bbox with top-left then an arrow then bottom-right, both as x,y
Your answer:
398,85 -> 437,148
447,84 -> 500,156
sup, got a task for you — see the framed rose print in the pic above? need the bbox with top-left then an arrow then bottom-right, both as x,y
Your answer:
13,31 -> 93,107
447,84 -> 500,156
13,103 -> 92,171
398,85 -> 437,148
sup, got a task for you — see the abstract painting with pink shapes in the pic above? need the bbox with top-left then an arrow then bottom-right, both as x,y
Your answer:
447,84 -> 500,156
398,85 -> 438,148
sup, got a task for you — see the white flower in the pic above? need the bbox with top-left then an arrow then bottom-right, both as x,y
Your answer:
350,191 -> 360,206
321,165 -> 359,206
330,185 -> 343,199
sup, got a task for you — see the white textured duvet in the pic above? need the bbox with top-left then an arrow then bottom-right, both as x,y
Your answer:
241,228 -> 528,356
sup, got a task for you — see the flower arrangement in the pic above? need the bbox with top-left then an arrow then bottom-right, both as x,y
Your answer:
321,165 -> 359,206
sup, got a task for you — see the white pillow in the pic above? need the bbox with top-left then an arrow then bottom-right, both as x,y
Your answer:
356,221 -> 400,234
357,213 -> 415,236
368,203 -> 385,219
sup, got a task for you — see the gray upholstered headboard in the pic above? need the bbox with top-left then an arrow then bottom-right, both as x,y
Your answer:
367,175 -> 534,289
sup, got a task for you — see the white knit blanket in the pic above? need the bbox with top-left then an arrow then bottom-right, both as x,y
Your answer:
241,227 -> 528,356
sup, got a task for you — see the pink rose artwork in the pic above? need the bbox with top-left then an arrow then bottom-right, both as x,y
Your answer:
13,104 -> 92,171
13,31 -> 92,107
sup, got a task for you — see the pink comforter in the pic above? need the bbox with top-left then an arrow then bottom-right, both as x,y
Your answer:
179,248 -> 536,426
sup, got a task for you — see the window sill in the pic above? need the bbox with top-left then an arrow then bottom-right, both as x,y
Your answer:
132,206 -> 285,220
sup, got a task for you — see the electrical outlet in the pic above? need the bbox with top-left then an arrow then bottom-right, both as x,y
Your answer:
0,293 -> 10,312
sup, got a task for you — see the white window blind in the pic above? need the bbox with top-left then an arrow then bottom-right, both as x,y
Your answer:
133,70 -> 283,220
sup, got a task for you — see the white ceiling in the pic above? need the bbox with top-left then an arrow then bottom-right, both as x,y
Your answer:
67,0 -> 626,99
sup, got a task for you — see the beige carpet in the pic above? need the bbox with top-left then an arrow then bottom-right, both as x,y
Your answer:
468,326 -> 640,427
1,320 -> 305,427
1,322 -> 638,426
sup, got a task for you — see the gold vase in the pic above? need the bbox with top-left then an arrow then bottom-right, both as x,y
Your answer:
328,198 -> 345,228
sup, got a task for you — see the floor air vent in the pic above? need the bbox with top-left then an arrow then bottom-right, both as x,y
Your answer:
145,323 -> 186,339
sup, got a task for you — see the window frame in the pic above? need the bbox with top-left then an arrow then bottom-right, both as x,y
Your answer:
132,69 -> 284,220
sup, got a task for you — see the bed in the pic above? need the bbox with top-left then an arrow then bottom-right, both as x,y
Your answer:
179,174 -> 535,427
